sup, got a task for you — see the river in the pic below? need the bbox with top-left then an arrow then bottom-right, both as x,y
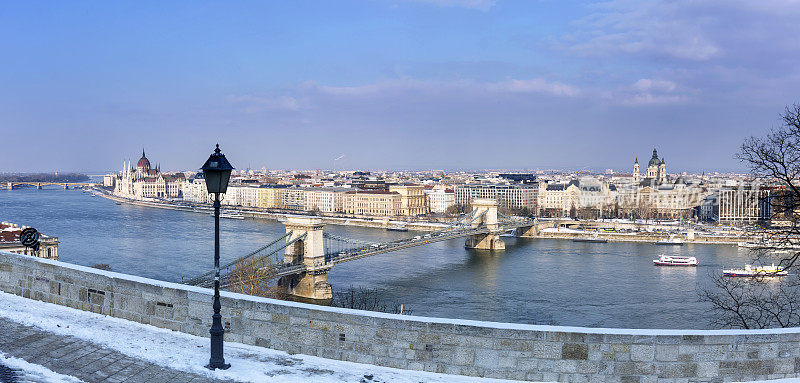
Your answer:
0,188 -> 759,329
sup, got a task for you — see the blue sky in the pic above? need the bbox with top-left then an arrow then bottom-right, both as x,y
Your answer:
2,0 -> 799,173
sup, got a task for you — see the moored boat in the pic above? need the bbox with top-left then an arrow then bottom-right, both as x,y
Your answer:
655,235 -> 684,245
653,255 -> 697,266
723,264 -> 788,277
573,233 -> 607,243
210,211 -> 245,220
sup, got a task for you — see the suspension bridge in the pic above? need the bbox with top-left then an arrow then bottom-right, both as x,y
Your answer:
183,199 -> 555,300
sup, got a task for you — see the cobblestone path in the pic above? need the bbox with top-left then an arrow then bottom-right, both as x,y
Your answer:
0,319 -> 233,383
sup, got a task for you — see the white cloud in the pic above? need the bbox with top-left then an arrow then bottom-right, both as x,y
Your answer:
226,95 -> 307,112
486,78 -> 581,97
633,79 -> 677,93
622,93 -> 687,106
562,0 -> 722,61
313,77 -> 580,98
622,78 -> 687,106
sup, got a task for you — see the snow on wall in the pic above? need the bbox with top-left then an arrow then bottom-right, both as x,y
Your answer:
1,250 -> 799,382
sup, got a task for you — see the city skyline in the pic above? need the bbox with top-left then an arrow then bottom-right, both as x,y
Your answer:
3,1 -> 799,173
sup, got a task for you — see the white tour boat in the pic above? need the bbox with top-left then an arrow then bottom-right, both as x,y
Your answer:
723,264 -> 788,277
653,255 -> 697,266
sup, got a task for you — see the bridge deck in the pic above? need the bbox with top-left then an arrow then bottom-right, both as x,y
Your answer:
271,219 -> 539,278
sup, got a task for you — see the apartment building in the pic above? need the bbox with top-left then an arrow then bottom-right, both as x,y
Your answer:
454,184 -> 537,212
426,188 -> 455,214
344,190 -> 401,216
305,187 -> 347,213
388,184 -> 428,216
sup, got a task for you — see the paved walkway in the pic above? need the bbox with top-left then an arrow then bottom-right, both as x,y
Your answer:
0,319 -> 231,383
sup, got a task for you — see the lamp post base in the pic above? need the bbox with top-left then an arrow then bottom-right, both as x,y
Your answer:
205,362 -> 231,371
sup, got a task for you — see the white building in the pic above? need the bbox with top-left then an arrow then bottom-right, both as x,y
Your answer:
182,177 -> 212,204
283,187 -> 307,211
716,184 -> 764,223
426,188 -> 455,214
305,188 -> 346,213
454,184 -> 537,212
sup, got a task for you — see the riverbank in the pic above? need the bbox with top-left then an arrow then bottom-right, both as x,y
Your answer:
93,188 -> 757,244
92,188 -> 450,232
534,229 -> 756,245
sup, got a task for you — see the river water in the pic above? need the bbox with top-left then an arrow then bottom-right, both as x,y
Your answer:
0,188 -> 759,329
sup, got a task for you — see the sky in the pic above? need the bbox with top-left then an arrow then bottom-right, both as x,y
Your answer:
1,0 -> 799,173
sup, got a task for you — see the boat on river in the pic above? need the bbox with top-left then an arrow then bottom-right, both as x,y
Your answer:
573,233 -> 607,243
210,211 -> 245,220
723,264 -> 788,277
653,255 -> 697,266
655,235 -> 684,245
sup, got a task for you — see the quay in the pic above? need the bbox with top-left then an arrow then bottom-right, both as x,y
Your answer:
93,188 -> 757,246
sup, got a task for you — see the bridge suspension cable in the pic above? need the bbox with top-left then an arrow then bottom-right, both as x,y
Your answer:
184,231 -> 307,287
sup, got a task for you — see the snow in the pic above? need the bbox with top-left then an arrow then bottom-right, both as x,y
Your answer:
0,352 -> 84,383
0,291 -> 525,383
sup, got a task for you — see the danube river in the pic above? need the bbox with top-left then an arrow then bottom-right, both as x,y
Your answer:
1,188 -> 758,329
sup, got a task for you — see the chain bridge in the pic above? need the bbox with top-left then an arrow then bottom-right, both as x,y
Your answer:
184,199 -> 556,300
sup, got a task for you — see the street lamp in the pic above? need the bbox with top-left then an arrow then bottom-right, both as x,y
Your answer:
201,144 -> 234,370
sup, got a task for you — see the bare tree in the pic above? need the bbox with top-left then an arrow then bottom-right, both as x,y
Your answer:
446,203 -> 471,217
701,273 -> 800,329
227,254 -> 285,299
330,286 -> 410,314
701,104 -> 800,328
632,199 -> 653,223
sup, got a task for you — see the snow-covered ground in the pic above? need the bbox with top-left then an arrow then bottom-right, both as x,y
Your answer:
0,291 -> 522,383
0,352 -> 83,383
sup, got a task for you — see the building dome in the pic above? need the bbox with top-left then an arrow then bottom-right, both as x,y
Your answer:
648,148 -> 661,166
137,149 -> 151,170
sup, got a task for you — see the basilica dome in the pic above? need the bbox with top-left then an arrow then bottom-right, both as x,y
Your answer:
648,148 -> 661,166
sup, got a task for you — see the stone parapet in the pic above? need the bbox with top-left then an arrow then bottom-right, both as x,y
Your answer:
0,250 -> 797,382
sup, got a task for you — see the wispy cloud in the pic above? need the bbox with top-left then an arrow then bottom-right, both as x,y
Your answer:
620,78 -> 687,106
226,95 -> 308,113
560,0 -> 721,61
403,0 -> 495,11
312,77 -> 580,98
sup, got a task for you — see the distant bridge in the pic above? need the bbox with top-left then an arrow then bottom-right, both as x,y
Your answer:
5,182 -> 90,190
184,199 -> 556,300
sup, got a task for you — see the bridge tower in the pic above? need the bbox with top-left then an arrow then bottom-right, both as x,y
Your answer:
276,217 -> 333,301
465,198 -> 505,251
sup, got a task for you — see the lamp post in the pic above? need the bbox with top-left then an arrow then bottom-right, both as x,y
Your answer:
201,144 -> 234,370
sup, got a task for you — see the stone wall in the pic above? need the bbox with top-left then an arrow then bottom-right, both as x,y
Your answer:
1,250 -> 798,382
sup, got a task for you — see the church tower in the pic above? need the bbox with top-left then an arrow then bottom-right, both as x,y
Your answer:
646,148 -> 661,180
633,157 -> 640,183
659,157 -> 667,183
